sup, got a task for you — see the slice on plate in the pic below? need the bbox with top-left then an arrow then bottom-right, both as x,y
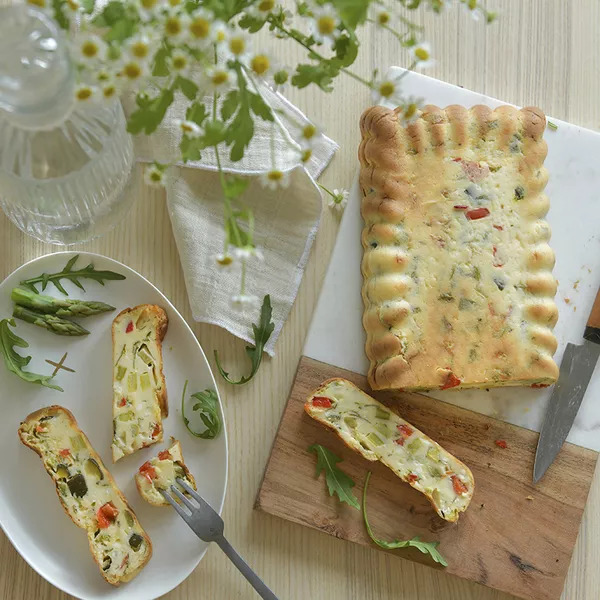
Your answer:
18,405 -> 152,585
135,439 -> 197,506
304,378 -> 474,522
112,304 -> 168,462
359,104 -> 558,391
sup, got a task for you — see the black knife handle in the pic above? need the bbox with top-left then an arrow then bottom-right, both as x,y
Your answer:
584,287 -> 600,345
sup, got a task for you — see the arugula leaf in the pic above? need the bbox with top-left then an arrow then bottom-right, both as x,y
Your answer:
19,255 -> 126,295
180,380 -> 222,439
362,471 -> 448,567
308,444 -> 360,510
0,319 -> 62,391
214,294 -> 274,385
127,88 -> 175,135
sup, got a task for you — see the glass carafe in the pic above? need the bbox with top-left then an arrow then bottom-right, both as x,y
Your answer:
0,4 -> 136,245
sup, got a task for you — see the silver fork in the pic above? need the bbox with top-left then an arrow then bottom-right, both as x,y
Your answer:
161,478 -> 279,600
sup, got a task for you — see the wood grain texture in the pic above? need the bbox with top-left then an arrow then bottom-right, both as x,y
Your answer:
257,357 -> 598,600
1,1 -> 600,599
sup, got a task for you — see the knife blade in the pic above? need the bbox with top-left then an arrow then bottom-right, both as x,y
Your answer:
533,287 -> 600,483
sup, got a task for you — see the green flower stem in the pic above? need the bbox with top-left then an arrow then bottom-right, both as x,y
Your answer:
267,19 -> 373,89
318,182 -> 338,199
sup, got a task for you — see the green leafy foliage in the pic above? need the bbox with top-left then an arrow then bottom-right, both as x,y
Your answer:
308,444 -> 360,510
52,0 -> 70,29
0,319 -> 62,391
362,471 -> 448,566
238,13 -> 266,33
292,62 -> 340,92
175,76 -> 199,101
152,45 -> 171,77
180,380 -> 222,439
19,255 -> 126,295
127,88 -> 175,135
331,0 -> 369,28
214,294 -> 274,385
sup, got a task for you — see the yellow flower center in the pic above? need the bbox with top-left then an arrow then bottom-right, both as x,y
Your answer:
172,55 -> 187,70
123,62 -> 142,79
267,170 -> 283,181
103,85 -> 116,98
212,71 -> 228,85
258,0 -> 275,11
217,255 -> 233,266
131,41 -> 149,59
97,71 -> 110,81
140,0 -> 157,8
415,47 -> 429,61
404,103 -> 418,120
168,0 -> 182,5
251,54 -> 270,75
165,17 -> 182,36
180,122 -> 194,132
27,0 -> 47,8
215,29 -> 226,42
149,170 -> 162,182
317,16 -> 335,35
378,11 -> 390,25
379,81 -> 395,98
229,37 -> 246,56
301,148 -> 312,163
190,17 -> 210,38
302,124 -> 316,139
76,87 -> 92,101
81,41 -> 99,59
66,0 -> 79,10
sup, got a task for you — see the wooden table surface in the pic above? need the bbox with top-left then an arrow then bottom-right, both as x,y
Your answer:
1,1 -> 599,599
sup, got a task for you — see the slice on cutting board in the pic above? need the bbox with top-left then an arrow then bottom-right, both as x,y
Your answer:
135,439 -> 197,506
112,304 -> 168,462
18,405 -> 152,586
359,104 -> 559,391
304,378 -> 474,522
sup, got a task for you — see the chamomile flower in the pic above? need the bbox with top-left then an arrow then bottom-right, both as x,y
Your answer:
373,8 -> 391,27
231,294 -> 260,308
144,163 -> 165,187
371,72 -> 405,106
100,80 -> 119,100
215,253 -> 234,267
120,58 -> 148,83
328,188 -> 349,211
259,168 -> 290,190
309,4 -> 340,45
134,0 -> 160,22
296,120 -> 322,148
170,50 -> 192,76
246,0 -> 277,20
74,84 -> 97,102
175,119 -> 202,138
224,30 -> 251,63
126,31 -> 155,63
300,147 -> 313,164
213,22 -> 229,46
162,8 -> 190,42
249,51 -> 274,79
232,246 -> 264,261
399,96 -> 424,124
73,34 -> 107,64
205,66 -> 236,92
188,8 -> 217,46
411,42 -> 435,70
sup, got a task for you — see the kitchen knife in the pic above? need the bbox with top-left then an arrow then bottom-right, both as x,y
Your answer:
533,287 -> 600,483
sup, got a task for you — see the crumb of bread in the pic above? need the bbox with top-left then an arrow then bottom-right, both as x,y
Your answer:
526,495 -> 534,501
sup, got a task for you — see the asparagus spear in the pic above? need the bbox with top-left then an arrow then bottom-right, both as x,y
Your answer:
13,306 -> 90,336
11,287 -> 115,317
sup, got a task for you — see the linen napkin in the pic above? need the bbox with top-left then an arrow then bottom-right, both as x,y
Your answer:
127,84 -> 338,355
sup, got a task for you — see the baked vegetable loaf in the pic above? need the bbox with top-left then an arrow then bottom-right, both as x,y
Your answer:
112,304 -> 168,462
135,439 -> 197,506
359,104 -> 559,391
18,405 -> 152,585
305,378 -> 474,522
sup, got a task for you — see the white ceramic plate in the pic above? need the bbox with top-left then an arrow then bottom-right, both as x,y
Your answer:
0,252 -> 228,600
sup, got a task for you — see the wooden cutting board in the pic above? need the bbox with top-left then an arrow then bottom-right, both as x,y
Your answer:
256,356 -> 598,600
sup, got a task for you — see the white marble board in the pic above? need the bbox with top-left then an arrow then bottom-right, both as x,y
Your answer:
304,69 -> 600,451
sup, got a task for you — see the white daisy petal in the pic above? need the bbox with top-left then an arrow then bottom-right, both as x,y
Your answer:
309,4 -> 340,45
144,164 -> 165,187
411,42 -> 436,70
259,169 -> 290,190
175,119 -> 202,138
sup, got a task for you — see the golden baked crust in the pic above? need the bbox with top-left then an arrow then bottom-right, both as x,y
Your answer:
359,104 -> 559,391
18,405 -> 152,585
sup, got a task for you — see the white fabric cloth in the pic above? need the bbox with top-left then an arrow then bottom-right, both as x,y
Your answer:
127,84 -> 338,355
